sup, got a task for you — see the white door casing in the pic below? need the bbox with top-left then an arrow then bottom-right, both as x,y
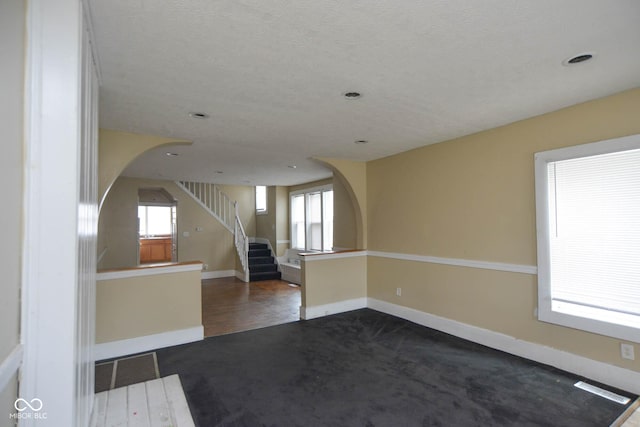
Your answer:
21,0 -> 99,425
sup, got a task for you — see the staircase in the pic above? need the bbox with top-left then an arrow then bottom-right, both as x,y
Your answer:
176,181 -> 249,281
249,243 -> 281,281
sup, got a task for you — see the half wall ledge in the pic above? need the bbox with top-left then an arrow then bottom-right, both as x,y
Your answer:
96,260 -> 204,359
299,250 -> 367,319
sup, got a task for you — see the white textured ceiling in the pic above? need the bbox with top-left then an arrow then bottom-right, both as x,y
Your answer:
89,0 -> 640,186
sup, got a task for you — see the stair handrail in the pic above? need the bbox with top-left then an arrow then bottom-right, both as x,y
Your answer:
176,181 -> 234,232
234,202 -> 249,277
176,180 -> 250,281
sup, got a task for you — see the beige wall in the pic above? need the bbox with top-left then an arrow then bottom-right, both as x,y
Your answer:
96,268 -> 202,343
98,129 -> 189,209
0,0 -> 24,417
98,177 -> 255,272
316,158 -> 367,249
302,254 -> 367,308
275,186 -> 289,256
255,185 -> 291,255
367,88 -> 640,372
332,176 -> 357,249
220,184 -> 256,237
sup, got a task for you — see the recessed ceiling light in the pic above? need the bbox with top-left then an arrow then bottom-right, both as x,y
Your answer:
354,140 -> 369,144
343,91 -> 362,99
563,53 -> 595,66
188,112 -> 210,119
288,165 -> 297,169
166,152 -> 179,156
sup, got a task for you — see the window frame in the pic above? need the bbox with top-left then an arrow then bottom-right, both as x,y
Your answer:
256,185 -> 268,215
290,184 -> 333,251
137,204 -> 176,238
534,133 -> 640,343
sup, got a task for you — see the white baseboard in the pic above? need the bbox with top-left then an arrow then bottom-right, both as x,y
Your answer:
95,326 -> 204,361
300,297 -> 367,320
367,298 -> 640,395
235,270 -> 249,282
201,269 -> 236,280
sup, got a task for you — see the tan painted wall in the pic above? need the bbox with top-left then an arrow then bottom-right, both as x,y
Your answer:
0,0 -> 24,414
332,176 -> 357,249
316,158 -> 367,249
275,186 -> 289,256
96,269 -> 202,343
98,177 -> 255,272
98,129 -> 189,209
367,88 -> 640,372
220,184 -> 256,237
302,255 -> 367,308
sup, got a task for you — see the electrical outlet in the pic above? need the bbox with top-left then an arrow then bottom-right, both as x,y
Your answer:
195,226 -> 203,232
396,287 -> 402,297
621,343 -> 635,360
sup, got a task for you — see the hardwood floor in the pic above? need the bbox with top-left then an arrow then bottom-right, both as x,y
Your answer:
201,277 -> 301,337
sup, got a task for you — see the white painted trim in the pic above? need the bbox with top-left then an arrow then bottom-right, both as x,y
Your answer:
0,345 -> 23,391
201,270 -> 236,280
289,183 -> 333,197
534,134 -> 640,343
367,250 -> 537,275
276,240 -> 290,245
97,263 -> 203,281
367,298 -> 640,395
94,326 -> 204,361
235,270 -> 249,282
21,1 -> 87,425
300,297 -> 367,320
301,251 -> 367,262
331,246 -> 354,252
174,181 -> 234,233
80,0 -> 102,84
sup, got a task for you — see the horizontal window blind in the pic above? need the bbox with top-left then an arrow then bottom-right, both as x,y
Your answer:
547,148 -> 640,322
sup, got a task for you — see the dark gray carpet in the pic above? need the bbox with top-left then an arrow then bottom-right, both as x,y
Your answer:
156,309 -> 635,426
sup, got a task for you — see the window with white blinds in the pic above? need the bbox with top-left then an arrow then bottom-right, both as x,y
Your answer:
535,135 -> 640,342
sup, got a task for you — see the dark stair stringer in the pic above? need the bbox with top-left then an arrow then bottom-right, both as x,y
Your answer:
248,242 -> 281,281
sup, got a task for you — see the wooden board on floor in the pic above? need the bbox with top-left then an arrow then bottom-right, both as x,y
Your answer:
89,374 -> 194,427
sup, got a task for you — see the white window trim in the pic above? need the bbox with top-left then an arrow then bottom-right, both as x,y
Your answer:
256,185 -> 268,215
290,184 -> 333,251
534,133 -> 640,343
